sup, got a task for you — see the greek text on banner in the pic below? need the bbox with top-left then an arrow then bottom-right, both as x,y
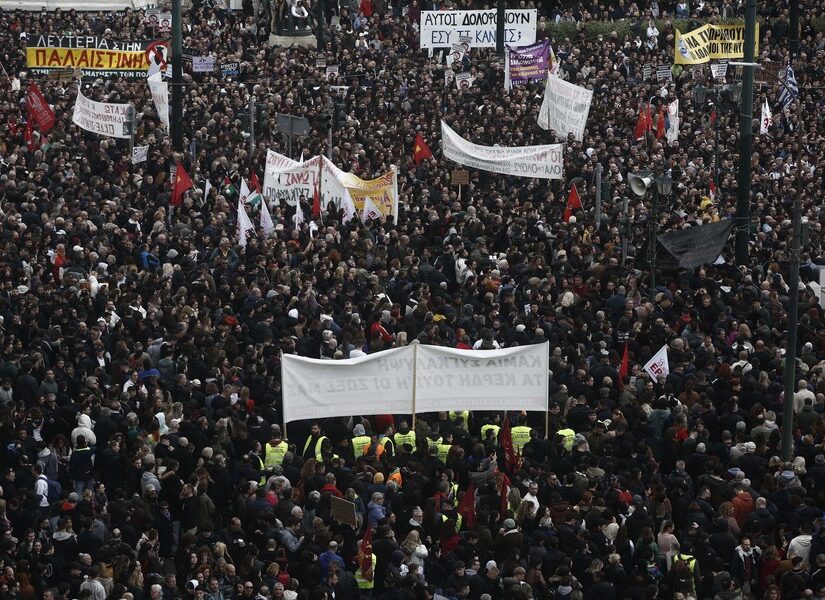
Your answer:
280,343 -> 549,423
674,23 -> 759,65
414,343 -> 548,414
441,121 -> 564,180
420,9 -> 537,49
26,35 -> 164,78
71,87 -> 131,139
537,75 -> 594,142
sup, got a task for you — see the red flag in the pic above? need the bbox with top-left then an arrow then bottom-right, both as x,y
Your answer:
357,526 -> 374,583
250,171 -> 262,193
656,105 -> 666,140
413,132 -> 433,166
563,183 -> 582,223
457,481 -> 476,530
710,108 -> 717,126
618,341 -> 629,391
500,417 -> 519,473
709,180 -> 717,200
26,83 -> 56,134
171,161 -> 193,206
312,182 -> 321,218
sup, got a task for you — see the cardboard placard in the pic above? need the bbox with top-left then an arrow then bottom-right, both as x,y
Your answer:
451,169 -> 470,185
330,496 -> 358,527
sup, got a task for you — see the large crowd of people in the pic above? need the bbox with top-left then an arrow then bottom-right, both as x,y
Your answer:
1,0 -> 825,599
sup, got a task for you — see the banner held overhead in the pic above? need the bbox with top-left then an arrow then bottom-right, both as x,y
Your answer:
441,121 -> 564,179
281,346 -> 415,423
420,9 -> 537,49
537,75 -> 593,141
414,343 -> 549,414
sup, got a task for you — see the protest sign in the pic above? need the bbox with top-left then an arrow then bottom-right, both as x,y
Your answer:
281,343 -> 549,422
442,121 -> 563,179
282,346 -> 415,423
675,23 -> 759,65
262,151 -> 320,207
420,9 -> 537,49
132,145 -> 149,163
143,8 -> 160,26
644,345 -> 670,381
504,40 -> 550,90
414,343 -> 549,414
158,12 -> 172,30
710,61 -> 728,79
321,157 -> 399,224
72,87 -> 131,139
444,68 -> 455,87
26,35 -> 163,78
656,65 -> 673,82
325,65 -> 339,80
147,73 -> 169,131
316,55 -> 327,68
192,56 -> 214,72
330,497 -> 358,527
221,61 -> 239,77
537,75 -> 593,141
642,63 -> 652,80
455,72 -> 473,90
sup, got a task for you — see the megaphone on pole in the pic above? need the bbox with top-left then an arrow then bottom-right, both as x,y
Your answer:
628,171 -> 654,197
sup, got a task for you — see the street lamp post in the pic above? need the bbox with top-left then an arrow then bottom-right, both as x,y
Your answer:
731,61 -> 802,462
628,171 -> 673,291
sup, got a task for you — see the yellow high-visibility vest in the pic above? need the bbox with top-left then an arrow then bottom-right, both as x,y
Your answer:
511,426 -> 532,453
352,435 -> 372,458
481,424 -> 500,443
303,435 -> 328,461
393,431 -> 416,449
264,441 -> 288,470
449,410 -> 470,430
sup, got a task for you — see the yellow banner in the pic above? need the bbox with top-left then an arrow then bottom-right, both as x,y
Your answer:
674,23 -> 759,65
321,157 -> 400,224
27,47 -> 149,71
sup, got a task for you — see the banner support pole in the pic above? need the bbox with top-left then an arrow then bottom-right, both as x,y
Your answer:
411,340 -> 419,431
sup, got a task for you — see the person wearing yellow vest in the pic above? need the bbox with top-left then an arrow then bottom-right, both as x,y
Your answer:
355,538 -> 376,593
436,433 -> 454,464
511,417 -> 532,455
557,428 -> 576,452
393,421 -> 416,452
263,425 -> 288,473
449,410 -> 470,431
351,424 -> 372,459
302,422 -> 328,462
378,432 -> 394,458
481,416 -> 501,446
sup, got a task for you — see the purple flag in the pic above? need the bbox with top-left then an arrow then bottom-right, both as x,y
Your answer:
504,40 -> 550,90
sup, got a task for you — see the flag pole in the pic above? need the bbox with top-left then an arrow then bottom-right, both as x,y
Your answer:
411,340 -> 419,431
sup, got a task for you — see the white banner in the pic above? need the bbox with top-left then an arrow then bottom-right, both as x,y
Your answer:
282,346 -> 415,423
281,343 -> 549,422
263,150 -> 320,207
420,9 -> 537,49
132,145 -> 149,163
71,87 -> 130,139
537,75 -> 593,141
414,343 -> 549,414
644,345 -> 670,381
192,56 -> 215,73
441,121 -> 564,179
148,73 -> 169,131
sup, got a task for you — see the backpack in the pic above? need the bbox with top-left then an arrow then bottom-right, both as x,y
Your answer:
39,476 -> 62,503
617,489 -> 633,506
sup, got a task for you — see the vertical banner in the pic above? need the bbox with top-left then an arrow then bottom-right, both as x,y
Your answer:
504,40 -> 550,90
147,73 -> 169,131
536,75 -> 593,141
